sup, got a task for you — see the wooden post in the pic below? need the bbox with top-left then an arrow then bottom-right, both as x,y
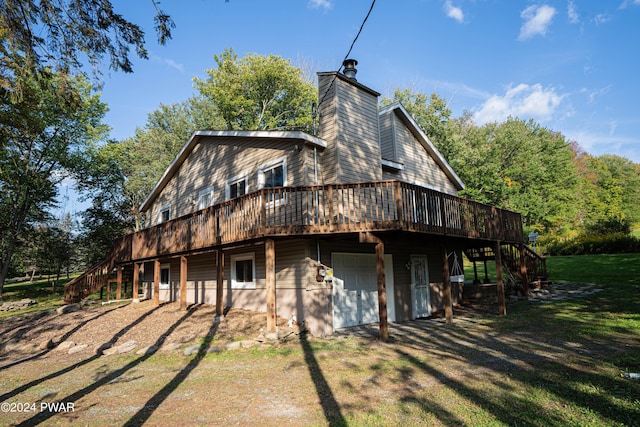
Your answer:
375,241 -> 389,342
519,243 -> 530,296
441,245 -> 453,324
116,266 -> 123,300
359,232 -> 389,342
216,250 -> 224,317
494,242 -> 506,315
132,262 -> 140,302
266,239 -> 277,333
153,259 -> 160,307
180,256 -> 188,311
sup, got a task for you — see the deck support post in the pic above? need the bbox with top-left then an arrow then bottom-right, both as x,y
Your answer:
266,239 -> 277,333
441,245 -> 453,325
519,243 -> 530,296
494,241 -> 507,315
116,266 -> 123,300
216,250 -> 224,317
359,232 -> 389,342
153,259 -> 160,307
180,256 -> 188,311
132,262 -> 140,302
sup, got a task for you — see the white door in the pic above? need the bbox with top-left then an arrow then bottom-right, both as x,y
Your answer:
411,255 -> 431,318
332,253 -> 395,329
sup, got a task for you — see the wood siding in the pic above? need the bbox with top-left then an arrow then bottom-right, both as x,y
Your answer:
379,109 -> 397,162
381,110 -> 458,195
148,136 -> 308,225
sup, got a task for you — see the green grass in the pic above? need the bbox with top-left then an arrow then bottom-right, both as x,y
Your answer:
0,275 -> 74,320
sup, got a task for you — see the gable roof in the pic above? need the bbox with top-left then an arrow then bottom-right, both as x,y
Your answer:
139,130 -> 328,212
378,103 -> 465,191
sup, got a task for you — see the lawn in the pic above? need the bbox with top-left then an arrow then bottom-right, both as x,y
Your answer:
0,254 -> 639,426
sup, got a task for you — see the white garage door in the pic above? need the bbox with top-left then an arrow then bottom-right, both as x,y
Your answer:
331,253 -> 395,330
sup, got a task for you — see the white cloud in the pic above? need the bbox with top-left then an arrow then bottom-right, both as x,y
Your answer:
443,0 -> 464,23
568,0 -> 579,23
518,5 -> 557,40
619,0 -> 640,9
151,54 -> 185,73
473,83 -> 565,125
594,13 -> 612,25
308,0 -> 332,10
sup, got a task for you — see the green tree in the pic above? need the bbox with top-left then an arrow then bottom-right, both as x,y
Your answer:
0,71 -> 109,298
1,0 -> 176,96
194,48 -> 317,131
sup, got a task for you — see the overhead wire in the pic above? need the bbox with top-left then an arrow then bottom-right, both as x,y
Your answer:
317,0 -> 377,110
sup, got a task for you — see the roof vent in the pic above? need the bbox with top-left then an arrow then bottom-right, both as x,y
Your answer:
342,58 -> 358,80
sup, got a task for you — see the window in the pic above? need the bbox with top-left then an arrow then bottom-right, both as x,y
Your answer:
225,174 -> 248,199
258,157 -> 287,189
230,253 -> 255,289
159,206 -> 171,224
159,264 -> 170,290
197,186 -> 215,210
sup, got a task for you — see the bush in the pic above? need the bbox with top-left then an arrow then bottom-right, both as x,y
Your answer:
546,233 -> 640,255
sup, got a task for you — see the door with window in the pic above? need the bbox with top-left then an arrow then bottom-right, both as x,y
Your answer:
410,255 -> 431,318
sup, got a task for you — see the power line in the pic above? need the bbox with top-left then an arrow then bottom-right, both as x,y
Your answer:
317,0 -> 376,109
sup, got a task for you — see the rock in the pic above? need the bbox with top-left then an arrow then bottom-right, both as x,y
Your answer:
240,340 -> 257,349
56,341 -> 75,352
264,332 -> 279,341
0,298 -> 37,312
224,341 -> 241,350
207,345 -> 224,353
56,304 -> 80,315
116,340 -> 137,354
136,345 -> 158,355
95,343 -> 113,355
183,344 -> 202,356
39,339 -> 55,350
161,343 -> 183,352
68,344 -> 88,354
102,347 -> 119,356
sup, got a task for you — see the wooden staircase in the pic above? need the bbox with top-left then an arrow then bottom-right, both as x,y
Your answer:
464,243 -> 547,295
64,254 -> 134,304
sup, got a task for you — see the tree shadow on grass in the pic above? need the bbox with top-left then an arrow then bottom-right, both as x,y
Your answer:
123,306 -> 230,426
386,317 -> 640,426
299,333 -> 347,427
0,304 -> 127,372
13,303 -> 197,426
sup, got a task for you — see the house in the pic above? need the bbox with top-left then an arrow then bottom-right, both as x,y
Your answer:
65,60 -> 544,340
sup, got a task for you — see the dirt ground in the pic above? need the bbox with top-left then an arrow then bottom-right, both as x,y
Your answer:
0,298 -> 636,426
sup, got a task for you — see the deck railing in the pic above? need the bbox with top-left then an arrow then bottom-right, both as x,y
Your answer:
125,180 -> 523,262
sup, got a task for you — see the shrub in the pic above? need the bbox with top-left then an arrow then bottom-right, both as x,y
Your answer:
546,233 -> 640,255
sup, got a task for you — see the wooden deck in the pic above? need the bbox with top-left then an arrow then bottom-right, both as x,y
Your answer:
64,181 -> 524,303
121,180 -> 523,262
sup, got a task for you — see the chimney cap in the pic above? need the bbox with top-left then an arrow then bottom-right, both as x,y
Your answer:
342,58 -> 358,80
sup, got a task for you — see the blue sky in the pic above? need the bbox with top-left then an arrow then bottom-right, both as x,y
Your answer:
98,0 -> 640,163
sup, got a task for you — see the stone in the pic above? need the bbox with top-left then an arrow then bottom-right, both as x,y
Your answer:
0,298 -> 37,312
161,343 -> 183,352
240,340 -> 257,349
101,347 -> 119,356
207,345 -> 224,353
116,340 -> 137,354
224,341 -> 241,350
56,341 -> 75,352
264,332 -> 279,341
39,339 -> 55,350
68,344 -> 88,354
56,304 -> 80,315
183,344 -> 202,356
135,345 -> 158,355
